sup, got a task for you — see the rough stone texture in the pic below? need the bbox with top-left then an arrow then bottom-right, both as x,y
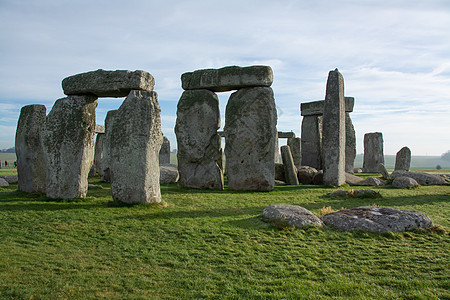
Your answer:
345,113 -> 356,174
345,173 -> 364,185
62,69 -> 155,97
0,178 -> 9,187
322,69 -> 346,186
281,145 -> 299,185
181,65 -> 273,92
109,90 -> 163,204
288,137 -> 301,167
329,189 -> 380,198
278,131 -> 296,138
159,136 -> 171,165
262,204 -> 323,228
90,133 -> 104,176
224,87 -> 277,191
358,177 -> 386,187
321,206 -> 433,232
41,95 -> 98,199
175,90 -> 223,189
377,163 -> 390,180
301,115 -> 322,169
391,170 -> 445,186
300,97 -> 354,116
395,146 -> 411,171
274,132 -> 280,163
100,110 -> 118,182
160,164 -> 179,184
275,163 -> 286,182
0,176 -> 18,184
312,170 -> 324,185
363,132 -> 384,172
392,176 -> 419,188
15,104 -> 47,193
297,166 -> 318,184
95,124 -> 105,133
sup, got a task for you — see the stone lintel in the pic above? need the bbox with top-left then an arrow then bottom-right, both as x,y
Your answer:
301,97 -> 354,116
277,131 -> 296,139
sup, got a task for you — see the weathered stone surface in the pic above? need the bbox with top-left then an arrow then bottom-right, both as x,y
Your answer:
0,178 -> 9,187
377,163 -> 390,180
300,97 -> 354,116
297,166 -> 318,184
224,87 -> 277,191
358,177 -> 386,187
363,132 -> 384,172
110,90 -> 163,204
392,176 -> 419,188
345,113 -> 356,174
329,189 -> 380,198
181,65 -> 273,92
15,104 -> 47,193
274,132 -> 280,163
288,137 -> 301,167
90,133 -> 104,176
175,90 -> 223,189
301,115 -> 322,169
100,110 -> 118,182
312,170 -> 324,185
62,69 -> 155,97
278,131 -> 296,138
159,136 -> 171,165
41,95 -> 98,199
322,206 -> 433,232
262,204 -> 323,228
395,146 -> 411,171
275,163 -> 286,182
95,124 -> 105,133
281,145 -> 299,185
345,173 -> 364,185
0,175 -> 18,184
322,69 -> 346,186
391,170 -> 445,186
160,164 -> 179,184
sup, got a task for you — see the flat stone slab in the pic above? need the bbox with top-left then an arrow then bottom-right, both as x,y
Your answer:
391,170 -> 445,186
181,65 -> 273,92
392,176 -> 419,188
321,206 -> 433,232
160,164 -> 179,184
300,97 -> 354,116
62,69 -> 155,97
262,204 -> 323,228
277,131 -> 296,138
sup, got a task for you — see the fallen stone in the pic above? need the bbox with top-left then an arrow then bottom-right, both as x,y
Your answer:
354,168 -> 363,173
392,176 -> 419,188
62,69 -> 155,97
312,170 -> 324,185
394,146 -> 411,171
0,175 -> 18,184
0,178 -> 9,187
377,163 -> 390,180
181,65 -> 273,92
345,173 -> 365,185
391,170 -> 445,186
297,166 -> 318,184
262,204 -> 323,228
275,180 -> 287,186
281,145 -> 299,185
160,164 -> 179,184
358,177 -> 386,187
321,206 -> 433,232
329,189 -> 381,198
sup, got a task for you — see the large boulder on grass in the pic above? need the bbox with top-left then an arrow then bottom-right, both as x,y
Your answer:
358,177 -> 386,186
345,173 -> 364,185
392,176 -> 419,188
0,178 -> 9,187
321,206 -> 433,232
391,170 -> 444,186
297,166 -> 317,184
160,164 -> 179,184
262,204 -> 323,228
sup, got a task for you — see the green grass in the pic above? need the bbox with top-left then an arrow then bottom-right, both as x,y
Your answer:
1,176 -> 449,299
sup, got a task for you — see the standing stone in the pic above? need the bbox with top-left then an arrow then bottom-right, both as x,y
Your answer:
345,113 -> 356,174
100,110 -> 118,182
287,137 -> 301,168
15,104 -> 47,193
90,133 -> 104,176
224,87 -> 277,191
395,146 -> 411,171
159,136 -> 171,165
110,90 -> 163,204
363,132 -> 384,173
41,95 -> 98,199
175,90 -> 223,189
322,69 -> 346,186
301,115 -> 322,169
280,145 -> 299,185
274,132 -> 281,163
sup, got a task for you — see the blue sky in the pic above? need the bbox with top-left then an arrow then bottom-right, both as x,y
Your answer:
1,0 -> 449,155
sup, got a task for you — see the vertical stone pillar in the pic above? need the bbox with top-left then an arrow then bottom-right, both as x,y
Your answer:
287,137 -> 301,168
110,90 -> 163,204
281,145 -> 299,185
301,115 -> 322,169
41,95 -> 98,199
394,146 -> 411,171
175,90 -> 223,189
224,87 -> 277,191
159,136 -> 171,164
90,133 -> 104,176
100,110 -> 118,182
15,104 -> 47,193
363,132 -> 384,173
345,113 -> 356,174
322,69 -> 346,186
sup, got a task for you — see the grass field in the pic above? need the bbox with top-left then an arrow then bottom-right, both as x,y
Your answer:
0,172 -> 449,299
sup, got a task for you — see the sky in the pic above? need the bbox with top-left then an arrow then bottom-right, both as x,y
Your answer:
1,0 -> 449,155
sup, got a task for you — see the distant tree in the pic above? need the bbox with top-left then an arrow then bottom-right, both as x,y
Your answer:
441,150 -> 450,161
436,165 -> 442,170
